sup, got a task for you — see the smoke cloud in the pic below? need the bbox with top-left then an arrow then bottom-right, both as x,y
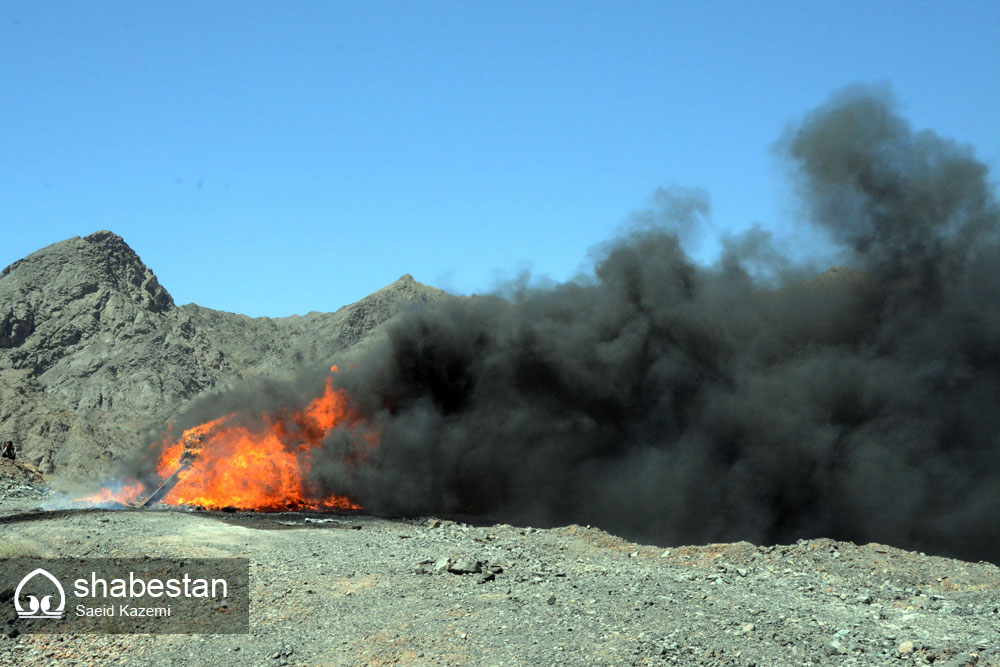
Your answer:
177,85 -> 1000,562
307,86 -> 999,561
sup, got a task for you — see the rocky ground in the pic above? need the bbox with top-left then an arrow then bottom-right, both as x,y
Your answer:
1,479 -> 998,666
3,233 -> 1000,665
0,459 -> 46,501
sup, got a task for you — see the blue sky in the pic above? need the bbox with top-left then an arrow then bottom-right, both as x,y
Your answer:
2,1 -> 998,317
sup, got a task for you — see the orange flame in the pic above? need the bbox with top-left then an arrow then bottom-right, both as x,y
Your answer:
76,481 -> 147,506
78,368 -> 371,511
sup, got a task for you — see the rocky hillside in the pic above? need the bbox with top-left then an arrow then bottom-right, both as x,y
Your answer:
0,231 -> 449,480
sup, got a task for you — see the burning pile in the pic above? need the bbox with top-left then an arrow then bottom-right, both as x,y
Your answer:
80,367 -> 370,512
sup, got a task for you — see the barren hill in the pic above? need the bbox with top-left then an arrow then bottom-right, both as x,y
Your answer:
0,231 -> 449,480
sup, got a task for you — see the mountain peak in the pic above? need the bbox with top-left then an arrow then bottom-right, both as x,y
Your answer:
82,229 -> 131,252
1,231 -> 173,314
0,231 -> 173,361
84,229 -> 126,243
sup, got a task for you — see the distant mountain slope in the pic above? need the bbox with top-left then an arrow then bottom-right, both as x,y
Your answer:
0,231 -> 449,479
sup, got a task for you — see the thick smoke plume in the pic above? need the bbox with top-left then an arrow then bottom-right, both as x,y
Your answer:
167,86 -> 996,561
310,86 -> 1000,561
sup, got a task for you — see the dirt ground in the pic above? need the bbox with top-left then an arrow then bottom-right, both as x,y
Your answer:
1,493 -> 999,666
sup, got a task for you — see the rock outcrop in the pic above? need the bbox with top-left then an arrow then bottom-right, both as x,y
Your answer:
0,231 -> 449,479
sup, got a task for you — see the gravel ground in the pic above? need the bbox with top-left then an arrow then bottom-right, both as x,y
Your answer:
1,490 -> 998,666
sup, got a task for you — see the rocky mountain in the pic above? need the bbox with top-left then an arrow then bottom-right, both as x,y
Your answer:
0,231 -> 449,480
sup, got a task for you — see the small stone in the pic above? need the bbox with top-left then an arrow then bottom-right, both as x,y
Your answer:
740,623 -> 755,634
660,550 -> 671,558
450,558 -> 482,575
547,595 -> 556,605
629,551 -> 639,558
427,519 -> 442,528
826,638 -> 849,656
736,568 -> 748,577
413,559 -> 435,574
477,573 -> 495,584
897,640 -> 918,654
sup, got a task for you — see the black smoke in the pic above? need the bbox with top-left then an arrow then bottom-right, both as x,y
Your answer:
314,86 -> 1000,562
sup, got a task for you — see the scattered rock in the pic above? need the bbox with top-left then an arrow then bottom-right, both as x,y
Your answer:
825,637 -> 849,656
413,560 -> 435,575
0,517 -> 998,667
449,559 -> 482,575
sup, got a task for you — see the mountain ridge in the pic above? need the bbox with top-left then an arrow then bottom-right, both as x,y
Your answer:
0,231 -> 449,480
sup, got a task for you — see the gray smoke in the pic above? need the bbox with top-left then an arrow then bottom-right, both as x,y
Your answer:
314,86 -> 999,561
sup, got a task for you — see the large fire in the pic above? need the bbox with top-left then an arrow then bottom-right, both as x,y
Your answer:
79,367 -> 370,511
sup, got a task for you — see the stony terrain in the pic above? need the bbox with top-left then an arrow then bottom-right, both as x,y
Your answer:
0,231 -> 449,481
0,459 -> 45,501
0,490 -> 998,666
3,232 -> 1000,665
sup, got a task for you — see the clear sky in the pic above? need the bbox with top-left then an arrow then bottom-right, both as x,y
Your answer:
2,1 -> 998,317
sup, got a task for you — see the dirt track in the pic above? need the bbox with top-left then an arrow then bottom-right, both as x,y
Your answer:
1,497 -> 999,666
